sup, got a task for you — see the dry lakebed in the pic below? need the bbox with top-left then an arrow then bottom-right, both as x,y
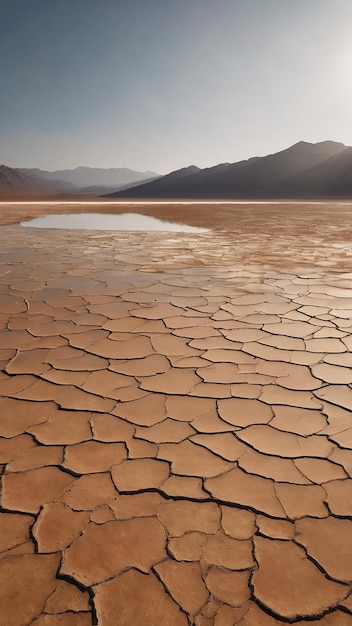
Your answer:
0,200 -> 352,625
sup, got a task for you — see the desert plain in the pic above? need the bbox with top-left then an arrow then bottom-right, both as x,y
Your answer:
0,200 -> 352,625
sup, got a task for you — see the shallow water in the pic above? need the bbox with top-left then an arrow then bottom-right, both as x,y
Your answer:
21,212 -> 209,233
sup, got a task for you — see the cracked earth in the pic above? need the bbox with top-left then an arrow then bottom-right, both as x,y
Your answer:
0,201 -> 352,625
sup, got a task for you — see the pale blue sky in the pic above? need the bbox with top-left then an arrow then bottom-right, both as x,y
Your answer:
1,0 -> 352,173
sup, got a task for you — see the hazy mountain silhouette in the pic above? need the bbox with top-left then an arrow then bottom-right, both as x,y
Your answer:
20,166 -> 159,188
278,145 -> 352,196
107,141 -> 351,199
0,165 -> 160,196
0,165 -> 75,193
3,142 -> 351,198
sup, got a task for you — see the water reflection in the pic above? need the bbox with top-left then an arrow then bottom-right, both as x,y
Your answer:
21,213 -> 208,233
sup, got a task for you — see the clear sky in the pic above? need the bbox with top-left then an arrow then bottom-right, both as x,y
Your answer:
1,0 -> 352,173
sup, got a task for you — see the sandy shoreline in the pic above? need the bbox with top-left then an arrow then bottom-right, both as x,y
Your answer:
0,202 -> 351,624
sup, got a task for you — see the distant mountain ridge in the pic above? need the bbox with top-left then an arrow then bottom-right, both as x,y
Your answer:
2,141 -> 352,198
0,165 -> 75,193
19,166 -> 159,188
107,140 -> 352,199
0,165 -> 160,195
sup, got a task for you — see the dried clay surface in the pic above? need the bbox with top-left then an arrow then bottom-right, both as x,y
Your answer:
0,200 -> 352,625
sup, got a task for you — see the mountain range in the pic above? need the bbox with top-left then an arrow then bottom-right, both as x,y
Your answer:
107,141 -> 352,199
1,141 -> 352,198
0,166 -> 159,195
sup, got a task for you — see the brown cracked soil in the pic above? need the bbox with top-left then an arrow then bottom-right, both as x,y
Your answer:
0,200 -> 352,625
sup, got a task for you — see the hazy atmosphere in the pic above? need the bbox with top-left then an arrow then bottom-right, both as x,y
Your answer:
2,0 -> 352,172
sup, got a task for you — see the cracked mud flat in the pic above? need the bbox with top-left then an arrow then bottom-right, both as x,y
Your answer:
0,201 -> 352,625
